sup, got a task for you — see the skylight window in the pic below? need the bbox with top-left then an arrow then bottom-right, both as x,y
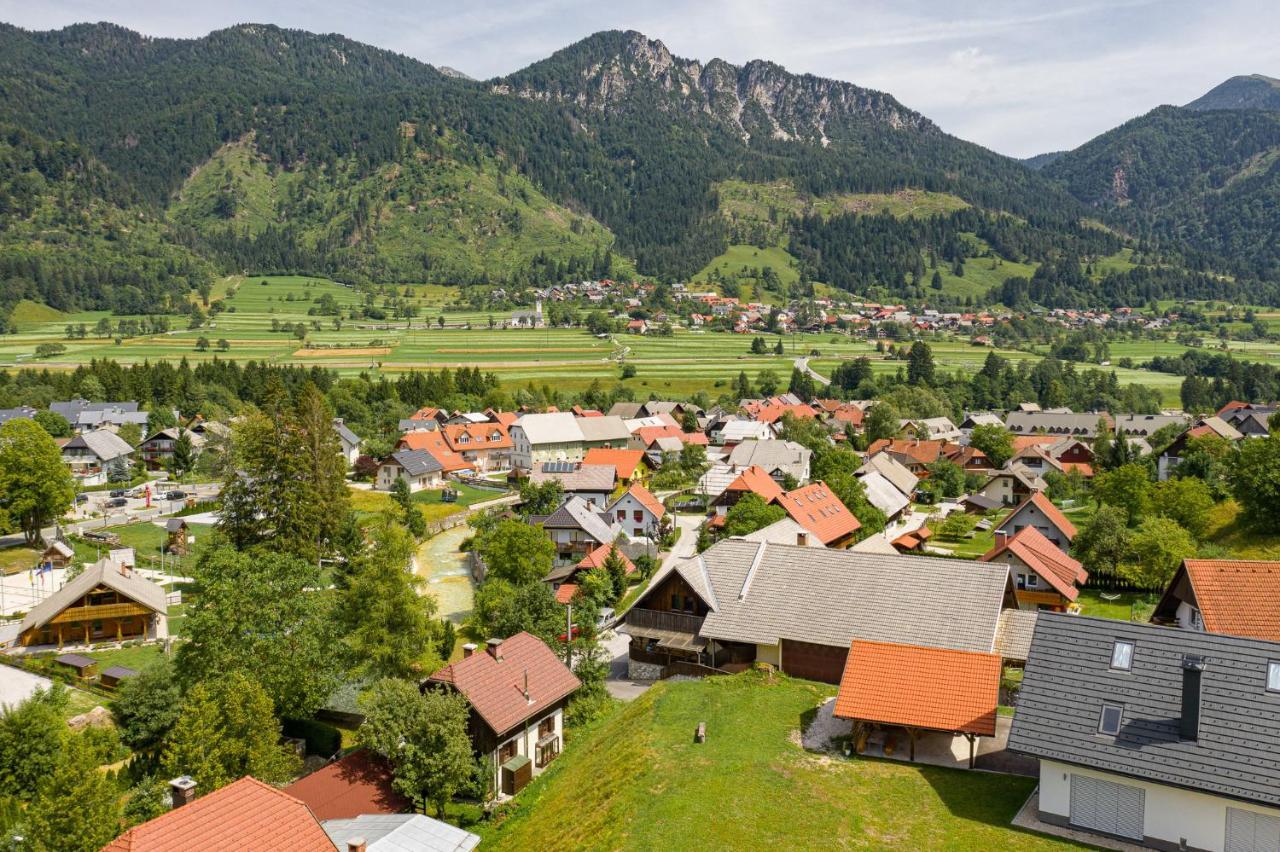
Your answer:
1110,640 -> 1135,671
1098,703 -> 1123,736
1268,661 -> 1280,693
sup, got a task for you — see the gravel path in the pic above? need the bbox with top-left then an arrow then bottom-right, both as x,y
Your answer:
802,697 -> 853,751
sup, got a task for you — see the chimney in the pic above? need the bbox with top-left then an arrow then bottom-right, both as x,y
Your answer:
462,643 -> 477,659
487,638 -> 504,662
1180,655 -> 1205,742
169,776 -> 197,809
994,530 -> 1008,549
796,531 -> 808,547
523,668 -> 531,703
347,839 -> 367,852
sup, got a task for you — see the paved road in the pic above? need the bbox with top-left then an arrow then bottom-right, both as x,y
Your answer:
794,356 -> 831,387
604,512 -> 704,701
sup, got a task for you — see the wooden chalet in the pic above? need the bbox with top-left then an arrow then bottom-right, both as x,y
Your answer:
40,539 -> 74,570
17,557 -> 168,647
980,526 -> 1087,611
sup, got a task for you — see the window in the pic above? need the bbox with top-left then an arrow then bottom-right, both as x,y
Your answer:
617,510 -> 625,521
1098,703 -> 1123,736
671,594 -> 681,610
538,716 -> 555,737
633,510 -> 643,523
1025,574 -> 1039,588
1268,661 -> 1280,693
1110,640 -> 1135,671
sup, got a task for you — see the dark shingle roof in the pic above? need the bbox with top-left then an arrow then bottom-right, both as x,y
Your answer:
1008,613 -> 1280,807
389,449 -> 443,477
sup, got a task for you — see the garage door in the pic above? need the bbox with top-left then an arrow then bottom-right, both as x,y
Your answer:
1227,807 -> 1280,852
1069,774 -> 1144,841
780,639 -> 848,684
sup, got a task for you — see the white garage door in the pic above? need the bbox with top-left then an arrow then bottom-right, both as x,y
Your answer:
1227,807 -> 1280,852
1069,774 -> 1145,841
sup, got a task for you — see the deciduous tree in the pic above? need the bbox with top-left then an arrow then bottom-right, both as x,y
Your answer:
476,519 -> 557,586
1231,432 -> 1280,532
969,424 -> 1015,469
0,419 -> 74,544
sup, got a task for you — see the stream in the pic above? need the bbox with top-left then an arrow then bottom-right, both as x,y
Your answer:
413,524 -> 475,624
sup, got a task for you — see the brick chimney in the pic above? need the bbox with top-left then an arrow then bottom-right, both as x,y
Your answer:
993,530 -> 1008,549
487,638 -> 504,662
347,838 -> 367,852
462,643 -> 477,658
169,775 -> 197,809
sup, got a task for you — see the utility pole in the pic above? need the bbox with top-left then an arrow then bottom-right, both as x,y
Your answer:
565,603 -> 573,668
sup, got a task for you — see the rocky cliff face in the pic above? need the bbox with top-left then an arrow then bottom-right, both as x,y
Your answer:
496,30 -> 933,145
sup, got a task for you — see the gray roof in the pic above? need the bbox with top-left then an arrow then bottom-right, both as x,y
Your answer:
727,440 -> 811,481
645,539 -> 1013,654
332,420 -> 361,446
994,609 -> 1038,661
164,518 -> 188,532
739,518 -> 826,548
575,415 -> 630,443
49,399 -> 139,419
1114,413 -> 1190,436
21,558 -> 167,634
606,402 -> 644,419
64,429 -> 134,461
513,412 -> 584,445
530,463 -> 616,493
856,453 -> 917,499
324,814 -> 480,852
1008,614 -> 1280,807
961,412 -> 1005,429
398,418 -> 439,432
540,496 -> 620,545
856,470 -> 911,519
717,420 -> 774,443
0,407 -> 36,425
101,666 -> 139,679
1005,411 -> 1106,437
388,449 -> 443,477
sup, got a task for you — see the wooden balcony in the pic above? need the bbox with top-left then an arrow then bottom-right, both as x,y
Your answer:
625,607 -> 704,636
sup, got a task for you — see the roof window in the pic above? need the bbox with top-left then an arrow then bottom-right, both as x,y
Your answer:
1267,661 -> 1280,693
1110,640 -> 1134,671
1098,703 -> 1123,736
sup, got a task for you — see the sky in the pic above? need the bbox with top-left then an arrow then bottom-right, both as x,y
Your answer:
2,0 -> 1278,157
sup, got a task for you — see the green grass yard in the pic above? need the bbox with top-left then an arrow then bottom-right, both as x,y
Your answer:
477,672 -> 1079,851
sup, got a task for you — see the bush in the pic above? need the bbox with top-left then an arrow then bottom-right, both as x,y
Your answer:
281,717 -> 342,757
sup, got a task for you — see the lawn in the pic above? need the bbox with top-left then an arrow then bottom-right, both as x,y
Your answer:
477,672 -> 1078,851
1074,589 -> 1155,622
349,481 -> 509,523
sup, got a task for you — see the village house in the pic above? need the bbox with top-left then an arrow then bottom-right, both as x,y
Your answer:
17,557 -> 167,648
529,462 -> 617,508
623,539 -> 1029,684
442,421 -> 512,472
773,482 -> 861,548
1004,410 -> 1108,438
581,447 -> 650,484
332,419 -> 362,468
1152,559 -> 1280,639
854,470 -> 911,522
707,465 -> 784,526
537,495 -> 623,564
1009,614 -> 1280,850
576,415 -> 632,453
546,542 -> 635,605
375,449 -> 444,492
993,492 -> 1077,552
0,406 -> 36,425
138,427 -> 206,472
607,482 -> 666,539
865,438 -> 949,477
395,430 -> 472,474
979,465 -> 1047,507
1114,412 -> 1189,438
50,399 -> 151,433
509,413 -> 586,471
726,439 -> 812,485
424,633 -> 580,797
1157,416 -> 1242,480
1219,401 -> 1276,438
900,417 -> 962,442
61,429 -> 134,486
980,526 -> 1087,611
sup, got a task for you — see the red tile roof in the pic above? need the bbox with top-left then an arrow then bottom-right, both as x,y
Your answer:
427,631 -> 580,737
775,481 -> 860,545
1010,435 -> 1061,452
833,640 -> 1001,736
634,425 -> 708,447
490,411 -> 519,427
753,402 -> 818,425
442,422 -> 512,451
577,543 -> 636,574
555,583 -> 579,605
999,492 -> 1078,540
103,777 -> 334,852
1182,560 -> 1280,641
284,749 -> 410,822
722,465 -> 784,503
867,438 -> 948,467
980,526 -> 1087,601
396,430 -> 471,472
618,482 -> 666,519
582,448 -> 648,480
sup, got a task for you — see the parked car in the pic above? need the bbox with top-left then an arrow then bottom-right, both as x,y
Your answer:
557,624 -> 582,642
73,493 -> 89,504
106,497 -> 128,508
109,489 -> 128,498
164,490 -> 186,501
596,607 -> 615,630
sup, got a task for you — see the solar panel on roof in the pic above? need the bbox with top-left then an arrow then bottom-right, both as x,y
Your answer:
542,461 -> 577,473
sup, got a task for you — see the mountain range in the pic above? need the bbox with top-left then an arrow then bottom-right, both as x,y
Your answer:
0,22 -> 1277,323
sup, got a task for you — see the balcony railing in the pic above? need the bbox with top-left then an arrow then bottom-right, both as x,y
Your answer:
625,607 -> 704,635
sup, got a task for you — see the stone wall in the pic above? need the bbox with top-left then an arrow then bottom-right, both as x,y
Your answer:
627,659 -> 663,681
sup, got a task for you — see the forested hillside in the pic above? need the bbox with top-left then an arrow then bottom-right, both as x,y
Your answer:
0,21 -> 1274,321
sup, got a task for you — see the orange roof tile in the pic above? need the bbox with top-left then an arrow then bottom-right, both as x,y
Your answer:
981,526 -> 1087,601
555,583 -> 579,605
1011,435 -> 1061,451
775,481 -> 860,545
999,492 -> 1077,540
620,482 -> 666,519
396,430 -> 471,472
284,749 -> 410,821
723,465 -> 784,503
867,438 -> 948,467
833,640 -> 1001,736
634,425 -> 708,447
103,776 -> 334,852
577,543 -> 636,574
442,421 -> 512,451
428,632 -> 580,736
753,402 -> 818,424
490,411 -> 519,427
1182,560 -> 1280,641
582,448 -> 648,479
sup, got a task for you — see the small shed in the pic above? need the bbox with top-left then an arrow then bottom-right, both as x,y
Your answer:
100,665 -> 138,689
500,754 -> 532,796
54,653 -> 97,680
165,518 -> 190,555
40,540 -> 75,570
